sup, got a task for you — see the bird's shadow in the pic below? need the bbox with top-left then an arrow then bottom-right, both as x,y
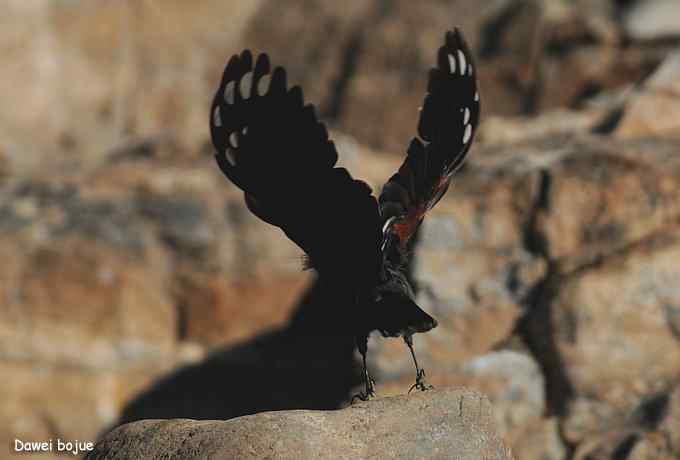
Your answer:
115,278 -> 362,427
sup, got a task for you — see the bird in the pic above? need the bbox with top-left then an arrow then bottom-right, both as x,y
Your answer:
209,28 -> 480,401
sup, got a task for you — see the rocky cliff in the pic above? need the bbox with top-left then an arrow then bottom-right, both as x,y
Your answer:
88,389 -> 513,460
2,1 -> 680,459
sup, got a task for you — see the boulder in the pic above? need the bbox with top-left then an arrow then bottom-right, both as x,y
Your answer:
623,0 -> 680,41
0,155 -> 309,454
89,388 -> 513,460
616,49 -> 680,139
0,0 -> 263,172
533,228 -> 680,445
527,136 -> 680,269
568,383 -> 680,459
0,361 -> 169,451
244,0 -> 524,151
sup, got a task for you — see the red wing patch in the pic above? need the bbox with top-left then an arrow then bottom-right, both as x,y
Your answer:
379,28 -> 480,253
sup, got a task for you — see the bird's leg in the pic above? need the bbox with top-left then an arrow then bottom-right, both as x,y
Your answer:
352,334 -> 376,403
405,334 -> 433,393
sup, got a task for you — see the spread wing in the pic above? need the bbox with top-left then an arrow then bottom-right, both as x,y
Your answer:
210,50 -> 382,287
379,29 -> 480,257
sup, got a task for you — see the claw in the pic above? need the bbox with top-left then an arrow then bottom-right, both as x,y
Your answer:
352,377 -> 376,403
408,369 -> 434,394
351,389 -> 376,403
404,334 -> 434,394
353,334 -> 376,404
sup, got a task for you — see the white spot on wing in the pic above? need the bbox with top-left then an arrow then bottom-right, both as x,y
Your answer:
213,106 -> 222,127
240,71 -> 253,99
468,64 -> 473,76
447,54 -> 456,74
463,107 -> 470,125
224,81 -> 235,104
242,126 -> 248,135
382,216 -> 397,234
225,148 -> 236,166
463,124 -> 472,144
257,74 -> 271,96
229,131 -> 239,148
457,50 -> 466,76
474,91 -> 479,102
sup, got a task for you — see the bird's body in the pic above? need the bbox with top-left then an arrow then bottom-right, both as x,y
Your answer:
210,28 -> 480,398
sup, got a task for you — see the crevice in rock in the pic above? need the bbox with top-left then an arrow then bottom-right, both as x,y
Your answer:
513,168 -> 577,456
612,433 -> 640,460
571,81 -> 603,109
479,2 -> 525,59
633,392 -> 670,431
524,168 -> 551,255
511,166 -> 680,458
520,67 -> 542,116
515,266 -> 574,417
516,169 -> 574,413
323,0 -> 394,122
176,299 -> 189,341
323,28 -> 364,121
564,221 -> 679,279
592,105 -> 626,134
376,0 -> 394,18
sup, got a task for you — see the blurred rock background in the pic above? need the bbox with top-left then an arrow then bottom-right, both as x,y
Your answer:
2,0 -> 680,459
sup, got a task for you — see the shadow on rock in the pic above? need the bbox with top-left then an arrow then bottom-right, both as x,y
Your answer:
116,279 -> 361,427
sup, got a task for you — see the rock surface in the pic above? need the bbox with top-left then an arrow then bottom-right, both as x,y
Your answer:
243,0 -> 669,150
4,2 -> 680,460
88,388 -> 513,460
616,49 -> 680,139
623,0 -> 680,41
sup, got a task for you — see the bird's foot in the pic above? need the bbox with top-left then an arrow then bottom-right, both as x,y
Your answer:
408,369 -> 433,394
351,390 -> 375,403
351,379 -> 376,403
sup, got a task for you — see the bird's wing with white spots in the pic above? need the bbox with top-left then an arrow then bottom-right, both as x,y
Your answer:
210,50 -> 382,284
378,28 -> 480,252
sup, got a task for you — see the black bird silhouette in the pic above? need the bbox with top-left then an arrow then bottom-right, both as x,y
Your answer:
209,28 -> 480,400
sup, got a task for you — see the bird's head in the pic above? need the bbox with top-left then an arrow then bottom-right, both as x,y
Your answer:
367,269 -> 437,337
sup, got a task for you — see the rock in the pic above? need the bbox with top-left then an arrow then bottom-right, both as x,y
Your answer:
368,157 -> 545,381
628,384 -> 680,459
538,45 -> 664,113
361,135 -> 680,456
372,134 -> 680,385
376,349 -> 563,458
331,0 -> 499,152
7,1 -> 680,457
616,49 -> 680,139
0,148 -> 9,185
0,154 -> 311,453
244,0 -> 527,151
623,0 -> 680,41
528,136 -> 680,268
511,417 -> 566,460
0,155 -> 312,367
244,0 -> 668,150
537,228 -> 680,444
0,361 -> 168,452
90,388 -> 513,460
0,0 -> 263,172
478,109 -> 609,146
173,270 -> 311,346
461,351 -> 545,437
116,319 -> 359,425
244,0 -> 376,113
0,183 -> 177,368
568,383 -> 680,459
541,0 -> 618,45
